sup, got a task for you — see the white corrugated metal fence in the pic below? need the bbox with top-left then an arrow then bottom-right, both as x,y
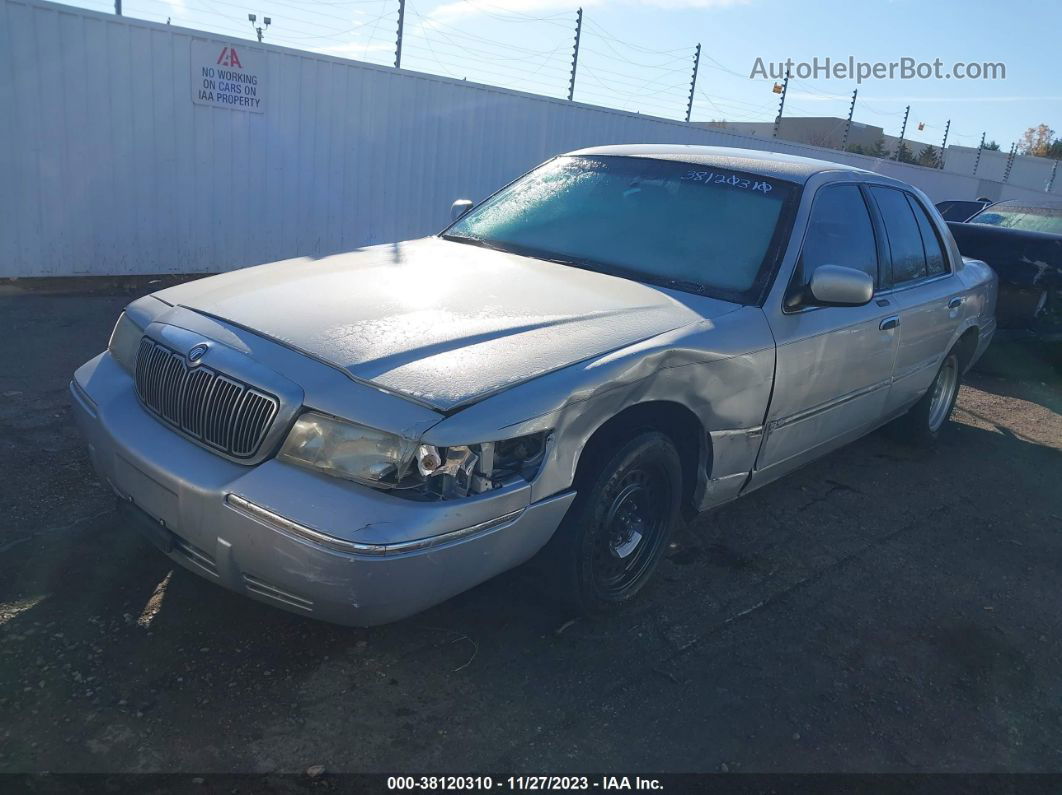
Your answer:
0,0 -> 1054,276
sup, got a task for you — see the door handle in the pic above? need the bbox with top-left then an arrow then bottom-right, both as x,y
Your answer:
948,297 -> 963,309
879,316 -> 900,331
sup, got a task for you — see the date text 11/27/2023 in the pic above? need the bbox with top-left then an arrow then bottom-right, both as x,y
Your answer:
386,776 -> 664,791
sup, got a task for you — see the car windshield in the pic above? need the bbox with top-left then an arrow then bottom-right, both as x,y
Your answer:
442,155 -> 798,303
968,205 -> 1062,235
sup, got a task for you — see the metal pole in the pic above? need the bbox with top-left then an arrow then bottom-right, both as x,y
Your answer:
1047,159 -> 1058,193
567,8 -> 582,101
1003,142 -> 1016,183
684,43 -> 701,123
772,69 -> 789,138
972,131 -> 986,175
894,105 -> 910,161
840,88 -> 858,151
394,0 -> 405,68
115,0 -> 121,14
938,119 -> 950,169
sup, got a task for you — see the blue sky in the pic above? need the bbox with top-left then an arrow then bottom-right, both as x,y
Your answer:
71,0 -> 1059,150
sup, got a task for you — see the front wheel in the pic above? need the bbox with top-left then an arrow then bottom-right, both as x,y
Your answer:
546,431 -> 682,616
893,351 -> 961,444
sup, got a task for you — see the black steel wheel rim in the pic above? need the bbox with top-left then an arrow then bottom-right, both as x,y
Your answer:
591,464 -> 670,598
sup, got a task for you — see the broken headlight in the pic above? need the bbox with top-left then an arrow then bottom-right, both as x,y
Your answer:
414,431 -> 549,500
279,412 -> 548,499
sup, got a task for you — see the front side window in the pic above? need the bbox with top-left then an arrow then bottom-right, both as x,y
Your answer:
444,156 -> 798,304
799,184 -> 878,285
870,186 -> 927,284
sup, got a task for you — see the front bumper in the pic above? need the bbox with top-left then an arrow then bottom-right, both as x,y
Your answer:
71,352 -> 575,626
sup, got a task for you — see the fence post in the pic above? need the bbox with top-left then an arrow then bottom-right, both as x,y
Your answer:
394,0 -> 405,68
972,131 -> 985,175
772,69 -> 789,138
1003,143 -> 1017,183
567,8 -> 582,101
938,119 -> 950,169
894,105 -> 910,161
685,44 -> 700,123
840,88 -> 857,152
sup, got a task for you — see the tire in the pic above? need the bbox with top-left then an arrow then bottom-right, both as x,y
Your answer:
893,350 -> 961,445
546,431 -> 682,616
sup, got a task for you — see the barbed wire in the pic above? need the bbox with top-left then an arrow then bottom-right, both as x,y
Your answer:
83,0 -> 1005,149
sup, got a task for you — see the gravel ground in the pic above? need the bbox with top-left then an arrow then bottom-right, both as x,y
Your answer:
1,284 -> 1060,775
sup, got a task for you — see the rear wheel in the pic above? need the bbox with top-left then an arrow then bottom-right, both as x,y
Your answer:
547,431 -> 682,615
893,351 -> 961,444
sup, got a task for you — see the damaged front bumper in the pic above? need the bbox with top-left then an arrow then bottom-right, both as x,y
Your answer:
70,352 -> 575,626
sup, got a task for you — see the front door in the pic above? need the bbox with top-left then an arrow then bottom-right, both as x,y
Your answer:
751,182 -> 900,485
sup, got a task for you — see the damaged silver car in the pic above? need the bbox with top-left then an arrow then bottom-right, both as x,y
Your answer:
71,145 -> 997,625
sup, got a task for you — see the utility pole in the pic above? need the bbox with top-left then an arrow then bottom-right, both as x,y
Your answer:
840,88 -> 858,152
248,13 -> 271,42
115,0 -> 121,14
567,8 -> 582,101
972,131 -> 986,175
394,0 -> 405,68
1003,142 -> 1017,183
894,105 -> 910,161
771,69 -> 790,138
938,119 -> 950,169
684,43 -> 701,123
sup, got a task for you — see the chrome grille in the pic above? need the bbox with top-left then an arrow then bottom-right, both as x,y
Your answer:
134,338 -> 279,459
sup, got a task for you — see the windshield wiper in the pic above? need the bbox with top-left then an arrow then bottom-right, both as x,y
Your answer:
661,278 -> 708,295
440,233 -> 511,253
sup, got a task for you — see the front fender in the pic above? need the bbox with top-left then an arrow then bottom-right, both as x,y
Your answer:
423,307 -> 776,506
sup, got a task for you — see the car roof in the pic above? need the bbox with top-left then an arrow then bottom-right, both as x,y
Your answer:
566,144 -> 876,184
987,198 -> 1062,212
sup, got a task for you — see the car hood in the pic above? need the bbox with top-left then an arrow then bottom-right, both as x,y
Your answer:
154,238 -> 737,411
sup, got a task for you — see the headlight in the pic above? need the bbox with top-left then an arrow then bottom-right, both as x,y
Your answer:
108,312 -> 144,373
279,412 -> 550,500
279,412 -> 418,488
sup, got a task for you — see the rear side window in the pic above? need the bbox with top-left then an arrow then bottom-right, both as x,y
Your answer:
907,196 -> 948,276
800,184 -> 878,284
870,186 -> 926,284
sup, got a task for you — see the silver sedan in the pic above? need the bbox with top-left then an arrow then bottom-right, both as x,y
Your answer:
71,145 -> 997,625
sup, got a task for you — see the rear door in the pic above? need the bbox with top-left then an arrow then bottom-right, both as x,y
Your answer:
868,186 -> 963,415
753,182 -> 900,483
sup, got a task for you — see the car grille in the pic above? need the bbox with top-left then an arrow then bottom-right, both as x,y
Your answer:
134,338 -> 279,459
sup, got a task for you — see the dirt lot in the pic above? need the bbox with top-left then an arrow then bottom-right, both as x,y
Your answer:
1,284 -> 1061,775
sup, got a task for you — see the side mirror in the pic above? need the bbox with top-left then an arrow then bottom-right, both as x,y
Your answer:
807,264 -> 874,307
450,199 -> 473,222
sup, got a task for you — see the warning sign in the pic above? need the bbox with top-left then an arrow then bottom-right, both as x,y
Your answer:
191,39 -> 265,113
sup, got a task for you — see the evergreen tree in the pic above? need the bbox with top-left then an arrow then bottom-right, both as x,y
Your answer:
866,139 -> 888,158
894,141 -> 915,163
917,144 -> 939,167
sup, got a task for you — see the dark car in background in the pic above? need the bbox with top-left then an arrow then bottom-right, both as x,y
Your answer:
948,199 -> 1062,342
936,199 -> 990,223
